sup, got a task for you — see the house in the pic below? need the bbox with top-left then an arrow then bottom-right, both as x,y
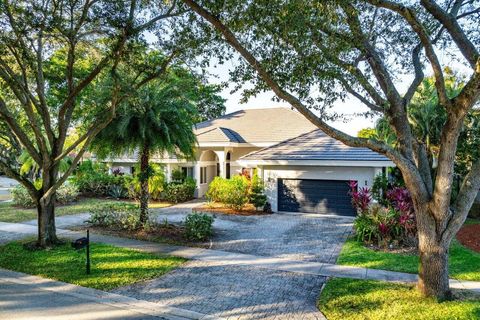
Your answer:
108,107 -> 394,216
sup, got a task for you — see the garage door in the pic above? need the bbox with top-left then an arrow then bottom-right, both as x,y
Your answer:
278,179 -> 356,216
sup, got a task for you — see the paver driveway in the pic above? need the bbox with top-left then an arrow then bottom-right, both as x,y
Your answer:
114,209 -> 353,319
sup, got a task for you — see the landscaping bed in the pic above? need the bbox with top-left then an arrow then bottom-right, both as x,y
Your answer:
0,197 -> 171,223
456,222 -> 480,253
194,203 -> 270,216
71,223 -> 203,247
0,240 -> 185,290
319,278 -> 480,320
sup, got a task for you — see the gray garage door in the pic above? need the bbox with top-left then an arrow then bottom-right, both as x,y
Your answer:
278,179 -> 356,216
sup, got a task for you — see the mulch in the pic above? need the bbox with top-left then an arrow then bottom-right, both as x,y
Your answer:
71,224 -> 198,246
456,223 -> 480,253
193,205 -> 269,216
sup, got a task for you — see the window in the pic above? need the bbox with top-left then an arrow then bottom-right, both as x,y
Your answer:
200,167 -> 207,184
181,167 -> 194,178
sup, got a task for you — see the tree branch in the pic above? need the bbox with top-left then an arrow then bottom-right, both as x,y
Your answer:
181,0 -> 430,201
421,0 -> 479,68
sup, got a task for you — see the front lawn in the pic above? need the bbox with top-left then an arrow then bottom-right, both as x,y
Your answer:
337,237 -> 480,281
319,278 -> 480,320
0,240 -> 184,290
0,197 -> 171,223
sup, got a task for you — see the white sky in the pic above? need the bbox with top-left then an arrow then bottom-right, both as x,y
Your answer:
205,58 -> 376,136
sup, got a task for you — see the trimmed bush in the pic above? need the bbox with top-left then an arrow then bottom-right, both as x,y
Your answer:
206,175 -> 250,210
184,213 -> 214,241
163,178 -> 196,203
87,202 -> 141,231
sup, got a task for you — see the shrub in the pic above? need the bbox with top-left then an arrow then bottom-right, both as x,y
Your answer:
56,184 -> 79,205
12,184 -> 79,208
371,174 -> 389,205
249,174 -> 267,209
163,178 -> 196,203
11,185 -> 35,208
87,202 -> 141,231
171,169 -> 185,183
350,184 -> 417,248
206,175 -> 249,210
71,160 -> 126,196
184,213 -> 214,241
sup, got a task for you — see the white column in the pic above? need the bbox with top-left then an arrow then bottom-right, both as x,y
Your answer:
165,164 -> 172,183
193,162 -> 201,198
214,151 -> 225,178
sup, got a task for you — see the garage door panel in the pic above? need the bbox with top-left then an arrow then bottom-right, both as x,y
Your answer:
278,179 -> 356,216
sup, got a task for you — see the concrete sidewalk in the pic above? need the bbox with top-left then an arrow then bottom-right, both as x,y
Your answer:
0,269 -> 221,320
0,221 -> 479,293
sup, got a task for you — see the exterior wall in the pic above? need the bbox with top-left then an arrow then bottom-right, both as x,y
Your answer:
110,163 -> 134,175
262,165 -> 380,212
229,147 -> 259,176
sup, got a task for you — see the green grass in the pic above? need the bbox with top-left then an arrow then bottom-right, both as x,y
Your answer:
337,237 -> 480,281
0,240 -> 185,290
0,198 -> 171,223
319,278 -> 480,320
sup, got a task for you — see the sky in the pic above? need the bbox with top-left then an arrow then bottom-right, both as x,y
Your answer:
205,58 -> 376,136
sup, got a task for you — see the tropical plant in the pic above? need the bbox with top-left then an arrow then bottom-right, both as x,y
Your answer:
128,164 -> 166,201
91,73 -> 198,225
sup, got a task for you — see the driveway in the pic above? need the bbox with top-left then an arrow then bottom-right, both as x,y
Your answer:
114,206 -> 353,319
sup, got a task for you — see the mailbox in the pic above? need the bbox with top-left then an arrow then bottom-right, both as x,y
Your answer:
71,237 -> 89,250
71,230 -> 91,274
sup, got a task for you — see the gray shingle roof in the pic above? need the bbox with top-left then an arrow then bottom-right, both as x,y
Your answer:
194,107 -> 318,144
241,129 -> 390,162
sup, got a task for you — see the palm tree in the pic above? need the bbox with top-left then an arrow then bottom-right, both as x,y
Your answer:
91,79 -> 197,225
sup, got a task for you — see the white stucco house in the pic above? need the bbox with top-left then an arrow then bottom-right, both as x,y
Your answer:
107,107 -> 394,216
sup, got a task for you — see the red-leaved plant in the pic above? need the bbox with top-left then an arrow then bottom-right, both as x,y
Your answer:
348,180 -> 371,214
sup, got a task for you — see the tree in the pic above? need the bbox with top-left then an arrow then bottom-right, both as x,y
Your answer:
0,0 -> 188,247
181,0 -> 480,299
91,69 -> 198,225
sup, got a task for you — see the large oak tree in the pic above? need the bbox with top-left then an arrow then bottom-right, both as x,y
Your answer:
181,0 -> 480,299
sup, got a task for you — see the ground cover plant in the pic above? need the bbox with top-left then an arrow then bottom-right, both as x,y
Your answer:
0,240 -> 185,290
319,278 -> 480,320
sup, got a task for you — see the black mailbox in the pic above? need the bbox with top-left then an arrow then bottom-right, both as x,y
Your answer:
72,237 -> 89,250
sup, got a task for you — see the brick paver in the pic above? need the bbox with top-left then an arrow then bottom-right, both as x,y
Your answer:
113,260 -> 326,320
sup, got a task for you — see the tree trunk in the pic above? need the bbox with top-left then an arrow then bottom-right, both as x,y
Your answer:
139,144 -> 150,226
36,194 -> 58,247
415,202 -> 452,300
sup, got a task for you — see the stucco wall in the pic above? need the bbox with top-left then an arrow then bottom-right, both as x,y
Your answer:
262,165 -> 380,212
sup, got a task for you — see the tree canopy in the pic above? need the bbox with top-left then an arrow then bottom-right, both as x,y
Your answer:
181,0 -> 480,299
